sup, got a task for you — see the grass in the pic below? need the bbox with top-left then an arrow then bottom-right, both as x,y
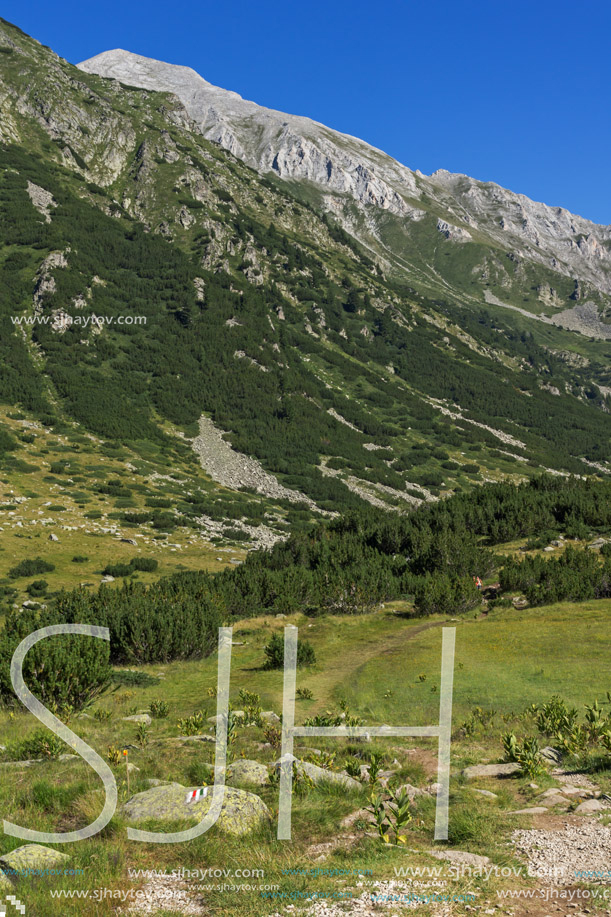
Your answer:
0,407 -> 306,605
0,599 -> 607,913
348,600 -> 611,726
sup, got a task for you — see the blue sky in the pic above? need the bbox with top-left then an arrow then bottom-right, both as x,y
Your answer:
4,0 -> 610,224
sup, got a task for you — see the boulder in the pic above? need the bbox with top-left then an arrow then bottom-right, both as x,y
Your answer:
260,711 -> 281,725
575,798 -> 610,814
540,746 -> 562,763
0,872 -> 12,891
0,844 -> 70,878
397,783 -> 430,799
274,755 -> 361,790
123,714 -> 151,725
227,759 -> 269,786
560,786 -> 594,798
123,783 -> 271,835
539,794 -> 570,808
462,762 -> 521,779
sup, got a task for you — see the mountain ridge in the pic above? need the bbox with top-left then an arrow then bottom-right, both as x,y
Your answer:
78,48 -> 611,313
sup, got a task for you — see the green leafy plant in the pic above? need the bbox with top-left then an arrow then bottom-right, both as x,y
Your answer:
309,751 -> 336,770
6,729 -> 66,761
367,791 -> 389,842
107,745 -> 122,766
367,750 -> 385,785
93,708 -> 112,722
177,711 -> 205,736
150,699 -> 170,719
237,689 -> 262,727
263,723 -> 282,750
344,757 -> 362,779
502,733 -> 544,777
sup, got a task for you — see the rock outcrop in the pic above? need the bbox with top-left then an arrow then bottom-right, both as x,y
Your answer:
78,49 -> 611,308
122,783 -> 271,835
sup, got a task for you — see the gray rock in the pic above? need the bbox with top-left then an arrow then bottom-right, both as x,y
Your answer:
260,711 -> 281,725
48,533 -> 59,541
462,762 -> 521,779
397,783 -> 427,799
472,788 -> 498,799
508,807 -> 549,815
274,755 -> 361,790
560,786 -> 594,798
429,850 -> 490,867
227,759 -> 269,786
575,798 -> 610,814
123,714 -> 151,725
0,844 -> 70,877
123,783 -> 271,835
540,746 -> 562,763
538,794 -> 570,808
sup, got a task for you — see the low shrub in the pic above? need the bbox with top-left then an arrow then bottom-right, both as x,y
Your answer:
263,632 -> 316,669
9,557 -> 55,578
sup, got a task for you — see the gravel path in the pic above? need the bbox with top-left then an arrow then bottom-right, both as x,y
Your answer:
513,819 -> 611,885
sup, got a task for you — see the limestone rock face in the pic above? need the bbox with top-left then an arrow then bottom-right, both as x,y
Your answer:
122,783 -> 271,835
78,49 -> 611,304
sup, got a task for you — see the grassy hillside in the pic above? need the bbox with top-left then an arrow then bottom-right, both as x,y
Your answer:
0,599 -> 609,915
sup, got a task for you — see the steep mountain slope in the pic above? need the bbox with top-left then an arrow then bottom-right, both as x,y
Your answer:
78,49 -> 611,330
0,15 -> 611,558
